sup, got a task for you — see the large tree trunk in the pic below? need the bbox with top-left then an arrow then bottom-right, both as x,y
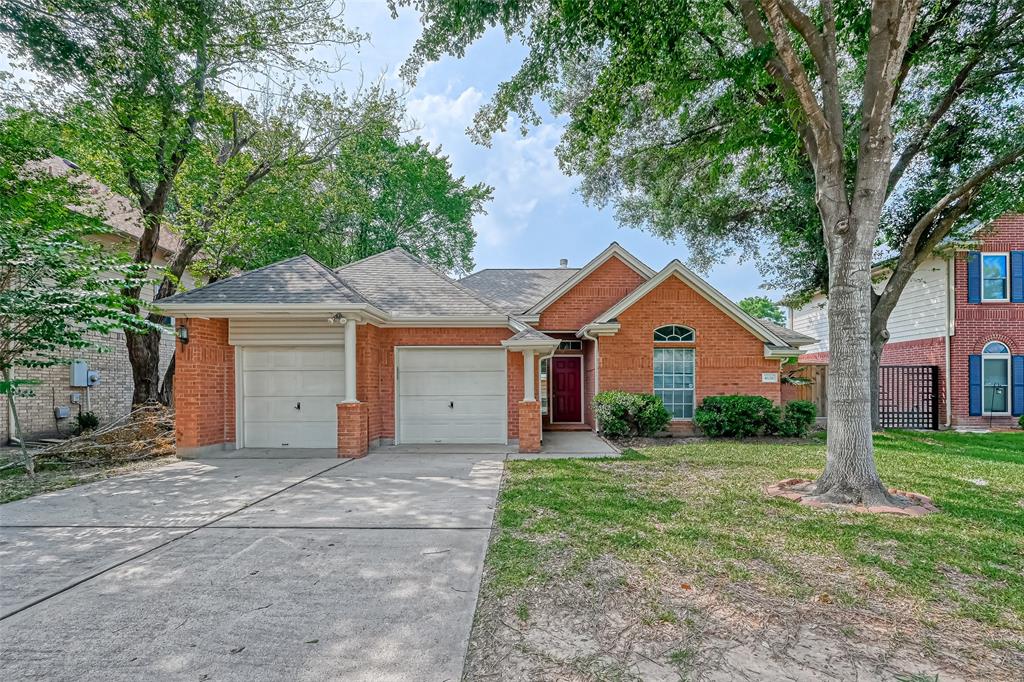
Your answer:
127,328 -> 164,404
159,352 -> 176,406
813,217 -> 893,506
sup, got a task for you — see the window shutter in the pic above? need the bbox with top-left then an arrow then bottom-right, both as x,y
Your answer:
969,355 -> 982,416
1011,251 -> 1024,303
1013,356 -> 1024,417
967,251 -> 981,304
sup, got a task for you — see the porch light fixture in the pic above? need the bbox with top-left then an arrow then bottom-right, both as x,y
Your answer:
177,325 -> 189,345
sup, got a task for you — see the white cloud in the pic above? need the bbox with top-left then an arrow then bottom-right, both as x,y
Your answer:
406,86 -> 485,145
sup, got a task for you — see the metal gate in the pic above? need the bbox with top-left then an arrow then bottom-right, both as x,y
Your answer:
879,365 -> 939,429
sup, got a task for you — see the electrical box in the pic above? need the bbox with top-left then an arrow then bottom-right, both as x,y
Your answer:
70,360 -> 89,387
54,405 -> 71,419
87,370 -> 100,386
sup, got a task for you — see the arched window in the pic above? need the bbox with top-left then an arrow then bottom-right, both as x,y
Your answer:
982,341 -> 1011,415
653,325 -> 695,342
653,325 -> 695,419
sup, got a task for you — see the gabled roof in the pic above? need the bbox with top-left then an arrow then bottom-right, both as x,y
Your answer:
334,248 -> 510,318
460,268 -> 580,313
759,319 -> 817,347
590,260 -> 792,348
525,243 -> 656,315
28,157 -> 183,255
160,254 -> 368,306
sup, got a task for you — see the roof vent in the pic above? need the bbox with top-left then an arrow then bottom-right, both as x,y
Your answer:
559,258 -> 568,268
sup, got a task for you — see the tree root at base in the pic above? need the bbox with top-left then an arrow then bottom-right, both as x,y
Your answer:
765,478 -> 939,516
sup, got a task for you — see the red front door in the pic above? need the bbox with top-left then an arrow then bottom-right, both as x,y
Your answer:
551,356 -> 582,422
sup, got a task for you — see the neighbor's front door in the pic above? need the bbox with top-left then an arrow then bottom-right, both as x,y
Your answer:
551,356 -> 582,423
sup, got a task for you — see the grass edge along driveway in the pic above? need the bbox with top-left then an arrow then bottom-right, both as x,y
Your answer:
468,430 -> 1024,681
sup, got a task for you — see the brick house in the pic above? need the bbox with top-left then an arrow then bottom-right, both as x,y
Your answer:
790,213 -> 1024,429
160,243 -> 814,457
1,158 -> 191,444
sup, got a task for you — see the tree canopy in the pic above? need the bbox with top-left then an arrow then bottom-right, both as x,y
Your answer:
393,0 -> 1024,504
738,296 -> 786,325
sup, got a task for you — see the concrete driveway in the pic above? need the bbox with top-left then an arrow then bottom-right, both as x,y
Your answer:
0,450 -> 503,681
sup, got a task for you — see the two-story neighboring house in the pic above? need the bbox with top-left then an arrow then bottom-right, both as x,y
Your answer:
1,157 -> 195,443
789,213 -> 1024,430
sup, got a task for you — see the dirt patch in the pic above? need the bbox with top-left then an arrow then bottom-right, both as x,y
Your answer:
466,554 -> 1021,681
766,478 -> 941,516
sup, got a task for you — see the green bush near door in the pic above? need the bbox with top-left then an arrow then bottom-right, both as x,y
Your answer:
593,391 -> 671,437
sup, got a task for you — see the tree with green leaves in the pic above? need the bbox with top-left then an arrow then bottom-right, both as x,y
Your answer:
394,0 -> 1024,505
0,0 -> 384,404
0,113 -> 155,474
193,129 -> 492,278
739,296 -> 786,325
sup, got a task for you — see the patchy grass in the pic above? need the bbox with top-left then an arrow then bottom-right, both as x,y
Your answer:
467,430 -> 1024,680
0,453 -> 177,503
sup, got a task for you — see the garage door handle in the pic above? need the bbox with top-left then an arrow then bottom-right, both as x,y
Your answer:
295,402 -> 301,410
449,401 -> 454,409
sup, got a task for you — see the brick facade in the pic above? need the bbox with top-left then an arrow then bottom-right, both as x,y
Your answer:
337,402 -> 369,458
598,275 -> 783,435
538,256 -> 646,331
949,215 -> 1024,428
1,330 -> 175,443
517,400 -> 542,452
169,255 -> 805,450
174,318 -> 235,455
795,213 -> 1024,430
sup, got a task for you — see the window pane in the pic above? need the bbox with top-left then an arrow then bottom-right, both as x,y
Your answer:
982,255 -> 1008,300
983,357 -> 1009,413
653,348 -> 695,419
983,342 -> 1009,355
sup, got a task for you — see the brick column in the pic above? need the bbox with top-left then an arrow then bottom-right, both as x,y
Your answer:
517,400 -> 541,453
337,402 -> 368,458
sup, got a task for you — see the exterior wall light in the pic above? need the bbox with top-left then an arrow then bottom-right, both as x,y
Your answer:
177,325 -> 189,344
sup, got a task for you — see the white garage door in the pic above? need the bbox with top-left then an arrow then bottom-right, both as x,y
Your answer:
397,348 -> 507,444
241,347 -> 344,448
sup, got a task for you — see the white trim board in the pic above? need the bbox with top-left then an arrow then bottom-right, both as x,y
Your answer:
593,261 -> 790,348
526,243 -> 656,315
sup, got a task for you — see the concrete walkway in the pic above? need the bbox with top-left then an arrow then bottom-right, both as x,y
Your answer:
0,451 -> 502,681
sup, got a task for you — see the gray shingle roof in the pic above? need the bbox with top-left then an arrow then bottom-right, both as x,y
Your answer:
160,255 -> 368,306
758,319 -> 817,347
334,249 -> 507,317
459,268 -> 580,313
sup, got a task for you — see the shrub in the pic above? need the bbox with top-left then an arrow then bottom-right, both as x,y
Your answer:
73,411 -> 100,435
777,400 -> 817,437
1019,414 -> 1024,430
693,395 -> 779,438
593,391 -> 671,437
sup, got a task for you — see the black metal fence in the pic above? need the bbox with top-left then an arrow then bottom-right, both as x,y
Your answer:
878,365 -> 939,430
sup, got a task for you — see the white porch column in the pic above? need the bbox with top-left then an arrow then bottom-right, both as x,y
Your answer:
522,349 -> 535,402
343,316 -> 358,402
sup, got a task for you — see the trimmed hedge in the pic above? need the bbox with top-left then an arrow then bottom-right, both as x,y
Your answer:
693,395 -> 817,438
593,391 -> 671,437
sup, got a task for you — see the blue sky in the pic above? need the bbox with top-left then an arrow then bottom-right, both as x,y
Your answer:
329,3 -> 778,302
1,1 -> 779,303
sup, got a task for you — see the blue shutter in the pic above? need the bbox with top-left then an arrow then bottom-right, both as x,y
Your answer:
1012,356 -> 1024,417
1011,251 -> 1024,303
967,251 -> 981,304
969,355 -> 983,416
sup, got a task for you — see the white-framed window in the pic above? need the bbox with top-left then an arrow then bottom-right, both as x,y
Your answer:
654,348 -> 695,420
982,341 -> 1011,415
653,324 -> 695,342
982,253 -> 1010,302
558,340 -> 582,351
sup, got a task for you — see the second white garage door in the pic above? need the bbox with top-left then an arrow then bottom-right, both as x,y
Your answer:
242,347 -> 344,448
396,347 -> 507,444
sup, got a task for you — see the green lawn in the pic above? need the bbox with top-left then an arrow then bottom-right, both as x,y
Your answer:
471,430 -> 1024,679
